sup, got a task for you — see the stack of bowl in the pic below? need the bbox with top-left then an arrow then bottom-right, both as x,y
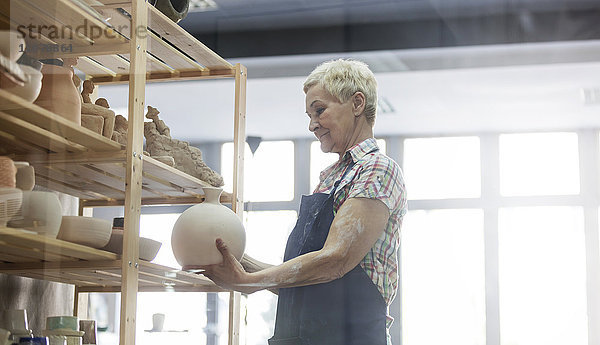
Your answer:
42,316 -> 83,345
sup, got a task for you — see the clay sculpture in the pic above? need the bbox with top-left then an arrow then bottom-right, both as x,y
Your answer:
81,79 -> 94,104
81,101 -> 115,139
143,106 -> 224,187
112,114 -> 128,145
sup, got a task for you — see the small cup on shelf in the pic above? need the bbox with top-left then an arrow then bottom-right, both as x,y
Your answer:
151,313 -> 165,332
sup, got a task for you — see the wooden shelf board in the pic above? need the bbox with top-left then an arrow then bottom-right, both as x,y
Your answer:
145,5 -> 231,70
6,151 -> 225,204
0,111 -> 88,153
0,89 -> 123,152
76,57 -> 119,77
0,228 -> 119,262
91,68 -> 236,84
0,238 -> 221,291
5,0 -> 128,55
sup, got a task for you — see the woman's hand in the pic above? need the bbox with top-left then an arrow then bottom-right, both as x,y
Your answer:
190,238 -> 258,294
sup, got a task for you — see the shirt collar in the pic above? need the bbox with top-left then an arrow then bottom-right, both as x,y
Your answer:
318,138 -> 379,185
343,137 -> 379,163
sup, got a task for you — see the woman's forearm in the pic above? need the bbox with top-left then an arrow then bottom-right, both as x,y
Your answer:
240,254 -> 274,273
243,250 -> 343,292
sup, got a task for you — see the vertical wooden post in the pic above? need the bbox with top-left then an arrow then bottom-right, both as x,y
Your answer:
120,0 -> 147,344
73,287 -> 89,319
228,63 -> 246,345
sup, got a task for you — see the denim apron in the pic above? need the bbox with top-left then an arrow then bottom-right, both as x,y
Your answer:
269,152 -> 387,345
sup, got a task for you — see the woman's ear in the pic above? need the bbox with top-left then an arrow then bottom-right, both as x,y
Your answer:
353,92 -> 366,117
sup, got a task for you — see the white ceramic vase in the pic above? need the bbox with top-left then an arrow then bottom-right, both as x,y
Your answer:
7,191 -> 62,238
0,30 -> 24,62
171,187 -> 245,267
4,64 -> 43,102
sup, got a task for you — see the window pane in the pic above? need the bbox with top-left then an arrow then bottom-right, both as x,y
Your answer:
403,137 -> 481,199
401,209 -> 486,345
243,210 -> 297,264
499,132 -> 580,196
140,213 -> 181,268
243,210 -> 298,345
136,215 -> 230,345
499,206 -> 587,345
222,141 -> 295,202
310,139 -> 386,192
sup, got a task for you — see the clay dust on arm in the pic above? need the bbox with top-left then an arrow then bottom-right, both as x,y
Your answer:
240,197 -> 389,291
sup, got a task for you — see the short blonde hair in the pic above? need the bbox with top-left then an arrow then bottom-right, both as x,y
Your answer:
303,59 -> 378,126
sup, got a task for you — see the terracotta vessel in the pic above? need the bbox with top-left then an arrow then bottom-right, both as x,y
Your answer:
34,64 -> 81,124
0,156 -> 16,188
14,162 -> 35,191
171,187 -> 245,267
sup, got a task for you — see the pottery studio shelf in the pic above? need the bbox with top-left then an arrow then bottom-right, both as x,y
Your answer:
0,227 -> 224,292
0,89 -> 233,206
0,0 -> 236,83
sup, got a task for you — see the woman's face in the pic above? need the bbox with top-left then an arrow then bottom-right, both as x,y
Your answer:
305,84 -> 355,154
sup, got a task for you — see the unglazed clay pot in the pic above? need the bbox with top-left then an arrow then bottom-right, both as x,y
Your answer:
34,64 -> 81,124
171,187 -> 245,267
0,156 -> 17,188
8,191 -> 62,238
58,216 -> 112,248
152,0 -> 190,22
14,162 -> 35,191
4,64 -> 43,102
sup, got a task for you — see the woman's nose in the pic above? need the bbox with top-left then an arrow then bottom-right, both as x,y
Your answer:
309,117 -> 319,132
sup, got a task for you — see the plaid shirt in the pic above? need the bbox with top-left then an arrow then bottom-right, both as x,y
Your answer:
314,138 -> 407,334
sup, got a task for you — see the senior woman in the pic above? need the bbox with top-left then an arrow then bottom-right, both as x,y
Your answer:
199,59 -> 407,345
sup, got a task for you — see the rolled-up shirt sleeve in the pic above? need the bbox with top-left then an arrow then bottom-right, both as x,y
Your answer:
347,155 -> 406,214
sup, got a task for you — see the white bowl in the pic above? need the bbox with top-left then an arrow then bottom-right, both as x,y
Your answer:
0,188 -> 22,226
102,230 -> 162,261
0,31 -> 24,62
4,65 -> 42,102
8,191 -> 62,238
57,216 -> 112,248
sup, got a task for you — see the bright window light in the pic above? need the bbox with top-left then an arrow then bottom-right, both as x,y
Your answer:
243,210 -> 298,345
140,213 -> 181,268
310,139 -> 386,192
403,136 -> 481,200
136,214 -> 230,345
498,206 -> 587,345
222,141 -> 295,202
401,209 -> 486,345
243,210 -> 297,265
499,132 -> 580,196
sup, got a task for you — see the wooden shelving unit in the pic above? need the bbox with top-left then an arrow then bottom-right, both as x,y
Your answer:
0,228 -> 221,293
0,0 -> 246,344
